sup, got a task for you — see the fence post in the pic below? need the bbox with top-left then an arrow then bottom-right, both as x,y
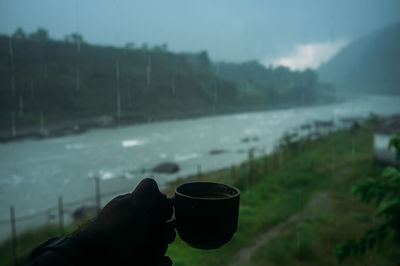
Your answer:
95,177 -> 101,214
58,196 -> 64,235
264,155 -> 268,171
248,149 -> 254,186
10,206 -> 17,266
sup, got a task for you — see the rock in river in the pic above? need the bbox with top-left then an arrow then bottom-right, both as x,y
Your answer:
209,149 -> 227,155
152,162 -> 180,174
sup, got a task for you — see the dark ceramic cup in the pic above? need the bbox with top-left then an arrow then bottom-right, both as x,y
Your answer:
169,182 -> 240,249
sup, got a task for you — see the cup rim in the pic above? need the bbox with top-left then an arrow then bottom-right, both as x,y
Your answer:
174,181 -> 240,201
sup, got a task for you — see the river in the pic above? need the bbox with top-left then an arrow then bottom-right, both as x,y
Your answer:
0,94 -> 399,239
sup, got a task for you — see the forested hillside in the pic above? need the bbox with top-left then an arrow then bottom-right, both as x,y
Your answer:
0,28 -> 334,138
214,60 -> 335,106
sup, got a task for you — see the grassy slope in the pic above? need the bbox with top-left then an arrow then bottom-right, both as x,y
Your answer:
1,123 -> 398,265
168,123 -> 399,265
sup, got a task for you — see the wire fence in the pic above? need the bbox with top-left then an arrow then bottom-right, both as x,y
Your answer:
0,176 -> 134,265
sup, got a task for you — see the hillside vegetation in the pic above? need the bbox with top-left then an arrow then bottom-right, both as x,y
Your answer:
0,28 -> 334,138
214,61 -> 335,107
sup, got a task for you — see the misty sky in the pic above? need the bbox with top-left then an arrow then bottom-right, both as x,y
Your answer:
1,0 -> 399,70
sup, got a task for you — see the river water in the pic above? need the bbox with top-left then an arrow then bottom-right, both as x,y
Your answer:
0,95 -> 399,239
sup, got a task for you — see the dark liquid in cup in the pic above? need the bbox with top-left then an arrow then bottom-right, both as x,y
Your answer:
176,182 -> 238,200
191,192 -> 232,199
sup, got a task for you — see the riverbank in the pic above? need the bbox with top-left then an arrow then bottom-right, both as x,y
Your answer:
1,119 -> 398,265
0,99 -> 338,143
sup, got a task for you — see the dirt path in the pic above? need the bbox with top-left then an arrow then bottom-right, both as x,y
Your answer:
230,192 -> 331,266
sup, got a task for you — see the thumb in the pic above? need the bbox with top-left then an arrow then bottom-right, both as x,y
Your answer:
131,178 -> 172,221
131,178 -> 160,209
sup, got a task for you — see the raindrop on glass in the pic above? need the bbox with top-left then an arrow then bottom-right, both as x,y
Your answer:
171,76 -> 176,95
39,110 -> 45,133
147,55 -> 151,86
75,68 -> 80,90
9,37 -> 14,68
30,79 -> 35,99
11,75 -> 15,96
115,61 -> 120,82
19,95 -> 23,117
11,112 -> 16,138
117,90 -> 121,123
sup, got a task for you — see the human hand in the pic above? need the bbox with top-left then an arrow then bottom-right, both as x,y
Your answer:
75,178 -> 175,265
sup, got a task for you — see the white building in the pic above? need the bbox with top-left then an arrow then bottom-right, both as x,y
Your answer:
373,115 -> 400,167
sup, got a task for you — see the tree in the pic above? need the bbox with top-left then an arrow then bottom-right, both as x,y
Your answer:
12,27 -> 26,39
141,43 -> 148,51
160,43 -> 168,52
71,33 -> 84,44
335,135 -> 400,263
125,42 -> 135,50
152,45 -> 162,52
151,43 -> 168,52
198,51 -> 210,69
302,68 -> 317,89
29,28 -> 49,42
65,33 -> 84,44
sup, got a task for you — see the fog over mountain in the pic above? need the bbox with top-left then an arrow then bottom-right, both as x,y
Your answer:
1,0 -> 399,66
318,22 -> 400,95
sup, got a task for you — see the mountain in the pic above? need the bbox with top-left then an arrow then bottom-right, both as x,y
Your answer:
318,22 -> 400,94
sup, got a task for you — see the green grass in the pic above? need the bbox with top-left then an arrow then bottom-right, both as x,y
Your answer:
166,124 -> 399,265
0,224 -> 76,265
1,122 -> 399,265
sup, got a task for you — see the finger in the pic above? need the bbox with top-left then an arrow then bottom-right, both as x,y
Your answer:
163,223 -> 176,244
166,228 -> 176,244
155,256 -> 172,266
153,193 -> 173,221
147,222 -> 176,252
166,218 -> 177,229
128,254 -> 172,266
138,241 -> 168,259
